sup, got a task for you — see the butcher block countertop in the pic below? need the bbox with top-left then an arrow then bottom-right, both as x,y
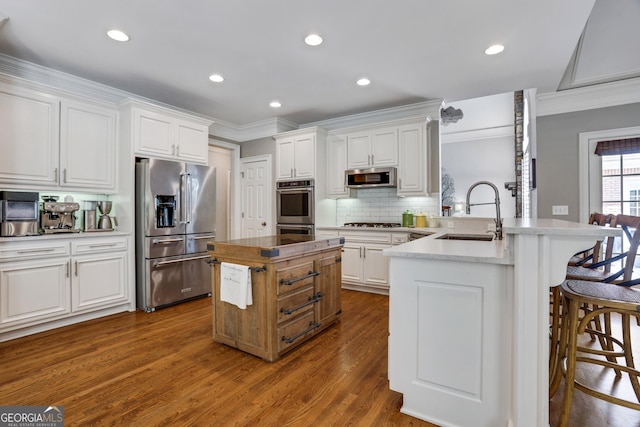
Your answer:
207,235 -> 344,260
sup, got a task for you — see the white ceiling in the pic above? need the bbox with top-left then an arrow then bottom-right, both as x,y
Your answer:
0,0 -> 636,128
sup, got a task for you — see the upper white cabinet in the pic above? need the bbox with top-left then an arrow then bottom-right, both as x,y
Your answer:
275,128 -> 321,180
327,117 -> 433,198
397,123 -> 427,197
0,82 -> 60,187
0,80 -> 117,191
346,127 -> 398,169
60,99 -> 117,190
123,99 -> 211,164
326,134 -> 351,197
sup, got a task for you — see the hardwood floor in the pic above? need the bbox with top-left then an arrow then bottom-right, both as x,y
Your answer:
3,289 -> 638,426
549,312 -> 640,427
0,290 -> 435,426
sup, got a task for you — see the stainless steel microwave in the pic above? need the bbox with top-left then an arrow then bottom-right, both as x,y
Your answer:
345,167 -> 397,188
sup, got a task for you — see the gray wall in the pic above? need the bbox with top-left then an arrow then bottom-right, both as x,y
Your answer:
536,102 -> 640,221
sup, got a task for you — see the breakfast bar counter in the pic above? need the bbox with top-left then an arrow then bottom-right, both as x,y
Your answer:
207,235 -> 344,362
384,218 -> 620,427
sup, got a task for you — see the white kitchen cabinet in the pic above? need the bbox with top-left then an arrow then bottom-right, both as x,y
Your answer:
0,80 -> 118,192
0,81 -> 60,187
0,257 -> 70,329
326,134 -> 351,197
397,123 -> 428,196
60,99 -> 117,190
346,127 -> 398,169
276,130 -> 316,180
124,100 -> 211,164
0,235 -> 131,340
70,237 -> 128,312
338,231 -> 396,294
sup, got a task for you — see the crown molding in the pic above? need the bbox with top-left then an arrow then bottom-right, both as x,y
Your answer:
441,125 -> 514,144
301,99 -> 444,131
210,117 -> 299,141
536,77 -> 640,117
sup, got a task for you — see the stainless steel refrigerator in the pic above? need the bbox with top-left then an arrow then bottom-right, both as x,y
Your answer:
135,158 -> 216,312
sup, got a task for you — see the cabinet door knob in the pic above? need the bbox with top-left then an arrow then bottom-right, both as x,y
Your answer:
261,222 -> 267,227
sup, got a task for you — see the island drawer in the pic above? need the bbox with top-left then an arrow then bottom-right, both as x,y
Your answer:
277,286 -> 315,323
277,310 -> 316,353
276,260 -> 317,295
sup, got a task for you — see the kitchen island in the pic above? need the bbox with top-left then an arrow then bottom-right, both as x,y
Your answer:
384,218 -> 621,427
207,235 -> 343,362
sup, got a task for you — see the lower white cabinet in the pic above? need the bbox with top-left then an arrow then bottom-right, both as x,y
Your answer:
0,257 -> 71,327
0,235 -> 131,339
338,230 -> 407,295
71,251 -> 127,313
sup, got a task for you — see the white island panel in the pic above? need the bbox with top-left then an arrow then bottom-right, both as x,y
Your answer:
385,218 -> 621,427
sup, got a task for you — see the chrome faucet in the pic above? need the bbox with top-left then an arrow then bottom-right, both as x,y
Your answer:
465,181 -> 503,240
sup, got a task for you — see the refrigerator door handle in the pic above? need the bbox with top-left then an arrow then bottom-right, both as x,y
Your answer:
187,173 -> 193,224
180,172 -> 187,224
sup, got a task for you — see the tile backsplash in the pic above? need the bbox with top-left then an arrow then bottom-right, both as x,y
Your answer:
335,187 -> 439,225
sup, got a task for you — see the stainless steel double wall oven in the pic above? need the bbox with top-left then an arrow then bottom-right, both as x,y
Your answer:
276,179 -> 314,235
135,158 -> 216,311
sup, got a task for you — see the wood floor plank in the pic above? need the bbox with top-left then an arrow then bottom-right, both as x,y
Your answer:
0,290 -> 436,426
2,289 -> 639,426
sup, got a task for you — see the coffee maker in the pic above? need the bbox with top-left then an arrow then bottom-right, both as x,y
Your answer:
40,196 -> 81,234
97,201 -> 117,230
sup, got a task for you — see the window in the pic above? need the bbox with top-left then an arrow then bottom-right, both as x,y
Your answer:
601,153 -> 640,216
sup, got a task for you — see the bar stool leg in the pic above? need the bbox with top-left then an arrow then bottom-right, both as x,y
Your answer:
557,295 -> 580,427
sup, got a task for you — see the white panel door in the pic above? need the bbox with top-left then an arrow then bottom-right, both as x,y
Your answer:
276,137 -> 295,180
241,156 -> 272,238
371,127 -> 398,166
176,120 -> 208,164
72,253 -> 127,312
292,134 -> 315,178
0,83 -> 60,186
60,99 -> 116,190
347,132 -> 371,169
0,258 -> 70,329
362,244 -> 390,286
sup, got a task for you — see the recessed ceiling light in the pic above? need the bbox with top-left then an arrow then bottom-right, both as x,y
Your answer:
356,78 -> 371,86
107,29 -> 130,42
208,74 -> 224,83
484,44 -> 504,55
270,101 -> 282,108
304,34 -> 323,46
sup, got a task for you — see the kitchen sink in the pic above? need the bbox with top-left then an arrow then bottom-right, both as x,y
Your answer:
436,233 -> 494,241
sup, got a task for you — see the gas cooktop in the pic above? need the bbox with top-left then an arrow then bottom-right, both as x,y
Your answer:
343,222 -> 402,228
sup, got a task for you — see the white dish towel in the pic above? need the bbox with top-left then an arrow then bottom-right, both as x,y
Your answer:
220,262 -> 253,309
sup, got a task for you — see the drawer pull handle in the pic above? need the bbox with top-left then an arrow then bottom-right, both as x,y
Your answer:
279,271 -> 320,286
152,238 -> 184,245
281,321 -> 321,344
154,255 -> 211,267
17,248 -> 56,254
88,243 -> 118,248
280,292 -> 323,315
190,235 -> 215,240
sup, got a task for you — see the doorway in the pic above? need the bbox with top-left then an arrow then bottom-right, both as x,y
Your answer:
240,155 -> 273,237
208,139 -> 241,240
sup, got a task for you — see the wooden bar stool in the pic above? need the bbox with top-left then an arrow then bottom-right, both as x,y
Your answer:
550,213 -> 616,380
552,279 -> 640,427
